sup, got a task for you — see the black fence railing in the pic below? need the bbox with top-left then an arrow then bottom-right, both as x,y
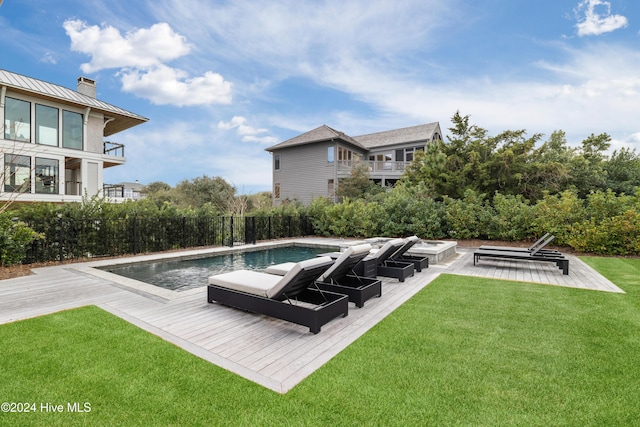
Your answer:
24,215 -> 312,264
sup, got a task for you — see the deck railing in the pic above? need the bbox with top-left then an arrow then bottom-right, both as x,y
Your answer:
336,160 -> 408,173
23,215 -> 312,264
104,141 -> 125,157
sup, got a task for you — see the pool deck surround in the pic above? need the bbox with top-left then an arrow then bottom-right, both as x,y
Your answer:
0,238 -> 623,393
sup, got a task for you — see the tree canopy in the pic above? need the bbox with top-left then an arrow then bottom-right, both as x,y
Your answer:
400,111 -> 640,201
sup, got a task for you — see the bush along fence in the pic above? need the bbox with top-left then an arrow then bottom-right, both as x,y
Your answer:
23,215 -> 312,264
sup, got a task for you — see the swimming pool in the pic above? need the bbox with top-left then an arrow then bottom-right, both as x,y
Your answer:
100,245 -> 333,292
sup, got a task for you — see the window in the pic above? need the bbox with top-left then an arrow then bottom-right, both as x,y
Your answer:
4,97 -> 31,142
405,148 -> 414,162
274,154 -> 280,170
4,154 -> 31,193
36,104 -> 59,146
62,110 -> 83,150
327,146 -> 334,164
328,179 -> 334,197
35,158 -> 59,194
274,183 -> 281,199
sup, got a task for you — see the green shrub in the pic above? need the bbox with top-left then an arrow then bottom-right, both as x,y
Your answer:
0,213 -> 42,266
532,190 -> 585,245
568,210 -> 640,255
488,193 -> 534,241
443,189 -> 493,239
380,187 -> 445,238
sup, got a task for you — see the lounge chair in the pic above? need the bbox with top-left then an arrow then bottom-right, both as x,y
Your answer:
473,244 -> 569,275
266,244 -> 382,308
478,233 -> 560,255
388,236 -> 429,272
207,256 -> 349,334
367,238 -> 415,282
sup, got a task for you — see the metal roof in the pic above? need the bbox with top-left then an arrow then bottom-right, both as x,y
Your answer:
0,69 -> 148,136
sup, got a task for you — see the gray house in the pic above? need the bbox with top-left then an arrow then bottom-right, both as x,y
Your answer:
265,122 -> 442,205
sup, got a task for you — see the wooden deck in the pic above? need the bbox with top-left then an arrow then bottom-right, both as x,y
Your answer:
0,239 -> 624,393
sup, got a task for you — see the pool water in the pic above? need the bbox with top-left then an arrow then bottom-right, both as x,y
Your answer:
100,246 -> 332,292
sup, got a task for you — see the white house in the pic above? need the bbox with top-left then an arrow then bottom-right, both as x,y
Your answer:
0,69 -> 148,203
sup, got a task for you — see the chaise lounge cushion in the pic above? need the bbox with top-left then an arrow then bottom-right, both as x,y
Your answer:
208,256 -> 334,299
264,244 -> 372,279
264,262 -> 296,276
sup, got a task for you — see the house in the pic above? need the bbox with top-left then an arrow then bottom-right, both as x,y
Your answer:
0,69 -> 148,203
103,181 -> 146,201
265,122 -> 442,205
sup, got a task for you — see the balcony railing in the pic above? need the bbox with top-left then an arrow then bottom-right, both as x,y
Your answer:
103,184 -> 125,198
104,141 -> 125,157
336,160 -> 409,174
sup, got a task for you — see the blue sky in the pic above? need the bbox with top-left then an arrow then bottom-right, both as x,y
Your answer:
1,0 -> 639,193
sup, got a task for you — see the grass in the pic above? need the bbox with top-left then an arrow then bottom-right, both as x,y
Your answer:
1,257 -> 640,426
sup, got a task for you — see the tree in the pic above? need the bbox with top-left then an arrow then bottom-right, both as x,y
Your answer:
336,163 -> 384,200
568,133 -> 610,197
174,175 -> 236,212
604,147 -> 640,195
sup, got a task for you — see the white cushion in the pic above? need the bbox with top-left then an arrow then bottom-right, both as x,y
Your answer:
319,243 -> 371,281
264,262 -> 296,276
209,256 -> 333,299
371,238 -> 404,260
208,270 -> 282,297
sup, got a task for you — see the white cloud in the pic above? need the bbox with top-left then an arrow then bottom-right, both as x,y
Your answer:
63,20 -> 190,73
63,19 -> 232,106
150,0 -> 455,75
218,116 -> 277,144
39,52 -> 57,64
574,0 -> 628,36
119,65 -> 232,106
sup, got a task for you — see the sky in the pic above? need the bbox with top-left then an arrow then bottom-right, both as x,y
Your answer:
1,0 -> 639,194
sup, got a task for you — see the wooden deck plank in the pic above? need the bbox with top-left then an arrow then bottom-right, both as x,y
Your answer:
0,239 -> 625,394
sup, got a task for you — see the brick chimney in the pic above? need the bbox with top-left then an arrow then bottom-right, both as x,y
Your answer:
77,76 -> 96,98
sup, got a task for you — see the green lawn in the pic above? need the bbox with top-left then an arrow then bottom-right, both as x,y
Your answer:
1,257 -> 639,426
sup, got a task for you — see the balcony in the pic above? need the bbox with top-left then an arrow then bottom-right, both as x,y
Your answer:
336,160 -> 409,178
104,141 -> 125,157
103,141 -> 125,168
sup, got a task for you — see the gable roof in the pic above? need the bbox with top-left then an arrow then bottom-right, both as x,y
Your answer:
265,124 -> 366,152
354,122 -> 440,149
266,122 -> 440,153
0,69 -> 148,136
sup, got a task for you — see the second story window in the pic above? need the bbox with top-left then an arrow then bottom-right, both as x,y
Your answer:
4,97 -> 31,142
36,104 -> 59,146
274,154 -> 281,170
62,110 -> 83,150
327,146 -> 334,164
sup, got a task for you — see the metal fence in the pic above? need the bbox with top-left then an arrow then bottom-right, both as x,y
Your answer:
24,215 -> 312,264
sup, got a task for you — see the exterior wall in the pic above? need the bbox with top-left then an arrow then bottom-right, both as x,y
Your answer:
269,122 -> 444,205
0,87 -> 122,203
86,112 -> 104,154
272,142 -> 337,205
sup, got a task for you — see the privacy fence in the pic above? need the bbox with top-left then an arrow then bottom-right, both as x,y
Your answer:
24,215 -> 312,264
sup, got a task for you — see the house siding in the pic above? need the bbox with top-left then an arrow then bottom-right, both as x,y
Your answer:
273,142 -> 336,205
0,70 -> 146,203
87,112 -> 104,154
267,122 -> 442,206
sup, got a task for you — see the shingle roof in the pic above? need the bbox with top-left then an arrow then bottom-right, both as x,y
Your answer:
266,122 -> 440,153
0,69 -> 148,136
354,122 -> 440,149
265,124 -> 366,152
